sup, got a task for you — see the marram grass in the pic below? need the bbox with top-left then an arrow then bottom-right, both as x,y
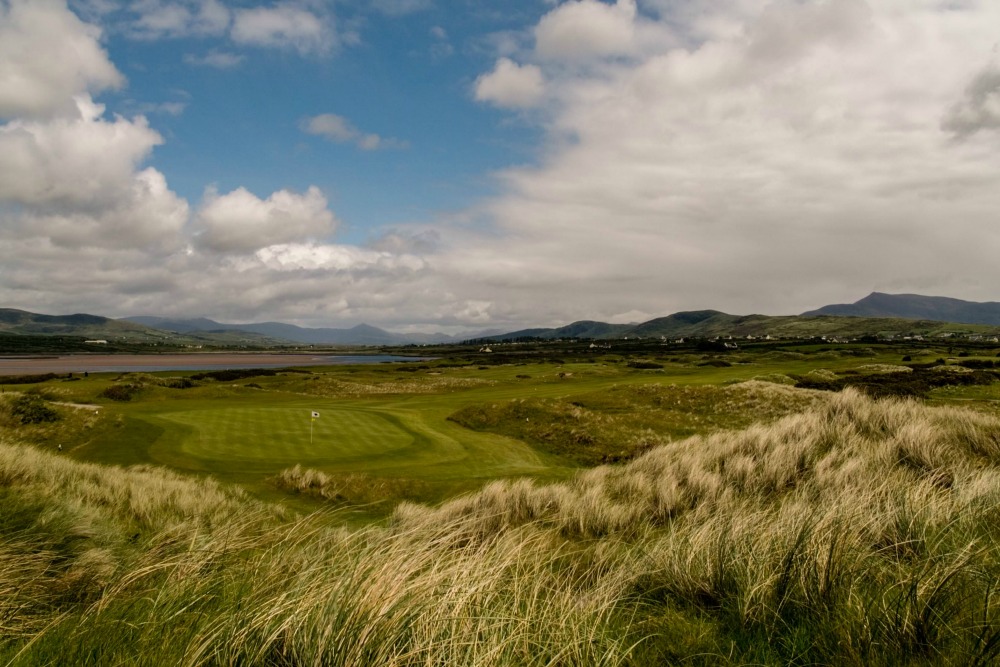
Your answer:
4,388 -> 1000,664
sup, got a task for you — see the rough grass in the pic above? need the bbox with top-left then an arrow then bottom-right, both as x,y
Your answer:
272,464 -> 446,507
796,365 -> 999,399
5,389 -> 1000,664
448,381 -> 825,465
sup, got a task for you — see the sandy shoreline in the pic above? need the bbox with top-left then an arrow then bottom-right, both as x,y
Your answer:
0,353 -> 404,376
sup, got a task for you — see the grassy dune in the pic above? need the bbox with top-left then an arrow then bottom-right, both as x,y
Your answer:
3,388 -> 1000,664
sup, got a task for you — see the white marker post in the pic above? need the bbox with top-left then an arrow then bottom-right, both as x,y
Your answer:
310,410 -> 320,444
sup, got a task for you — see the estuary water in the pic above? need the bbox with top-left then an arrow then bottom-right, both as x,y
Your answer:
0,353 -> 431,376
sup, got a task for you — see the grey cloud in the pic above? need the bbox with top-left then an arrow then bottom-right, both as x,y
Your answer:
367,229 -> 441,254
744,0 -> 873,67
943,65 -> 1000,137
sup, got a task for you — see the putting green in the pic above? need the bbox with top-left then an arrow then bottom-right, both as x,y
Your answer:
151,405 -> 421,472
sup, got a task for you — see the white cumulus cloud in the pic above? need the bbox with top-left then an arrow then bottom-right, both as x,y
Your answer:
15,167 -> 189,252
126,0 -> 231,39
231,3 -> 335,56
195,185 -> 337,253
0,0 -> 123,119
0,96 -> 163,208
475,58 -> 545,109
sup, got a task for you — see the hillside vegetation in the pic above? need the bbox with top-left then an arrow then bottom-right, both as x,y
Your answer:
3,388 -> 1000,665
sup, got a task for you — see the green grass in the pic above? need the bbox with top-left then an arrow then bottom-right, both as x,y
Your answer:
162,406 -> 418,468
5,342 -> 998,515
6,387 -> 1000,664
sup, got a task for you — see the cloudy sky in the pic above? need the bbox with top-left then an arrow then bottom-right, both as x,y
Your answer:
2,0 -> 1000,333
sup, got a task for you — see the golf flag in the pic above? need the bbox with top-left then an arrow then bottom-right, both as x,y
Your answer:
311,411 -> 320,419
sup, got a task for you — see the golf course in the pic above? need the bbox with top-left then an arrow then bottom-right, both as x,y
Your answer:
9,340 -> 1000,510
6,339 -> 1000,664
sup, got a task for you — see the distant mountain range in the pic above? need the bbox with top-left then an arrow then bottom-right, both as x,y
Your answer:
802,292 -> 1000,325
3,293 -> 1000,348
123,316 -> 496,346
482,293 -> 1000,341
482,309 -> 999,342
0,308 -> 284,346
0,308 -> 149,338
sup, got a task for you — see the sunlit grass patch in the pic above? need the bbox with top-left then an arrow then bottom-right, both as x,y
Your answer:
157,406 -> 416,467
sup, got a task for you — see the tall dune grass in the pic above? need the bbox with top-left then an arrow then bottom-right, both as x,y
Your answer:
4,388 -> 1000,664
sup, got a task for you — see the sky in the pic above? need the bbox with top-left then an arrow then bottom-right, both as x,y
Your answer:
2,0 -> 1000,334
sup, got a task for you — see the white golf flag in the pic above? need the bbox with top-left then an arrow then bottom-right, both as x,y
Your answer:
311,411 -> 320,419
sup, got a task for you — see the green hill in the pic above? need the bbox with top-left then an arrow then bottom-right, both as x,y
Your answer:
0,308 -> 288,348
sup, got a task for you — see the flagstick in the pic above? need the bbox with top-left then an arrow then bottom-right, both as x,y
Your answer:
310,417 -> 314,444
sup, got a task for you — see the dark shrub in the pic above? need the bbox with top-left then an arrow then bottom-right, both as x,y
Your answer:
797,368 -> 998,399
11,394 -> 59,424
99,384 -> 143,402
627,361 -> 664,369
697,360 -> 732,368
190,368 -> 280,382
1,373 -> 59,385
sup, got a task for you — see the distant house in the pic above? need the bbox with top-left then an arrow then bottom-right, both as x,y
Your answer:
84,339 -> 108,345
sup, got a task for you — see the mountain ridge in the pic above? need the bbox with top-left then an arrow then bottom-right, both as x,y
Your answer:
6,292 -> 1000,349
0,309 -> 283,346
123,316 -> 475,346
802,292 -> 1000,325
